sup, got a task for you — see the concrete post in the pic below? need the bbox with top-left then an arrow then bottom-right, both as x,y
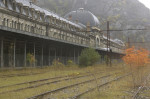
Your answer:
1,38 -> 3,68
13,40 -> 16,68
41,45 -> 43,67
24,41 -> 26,67
49,48 -> 50,66
60,46 -> 63,64
77,48 -> 80,64
74,47 -> 76,63
34,42 -> 35,67
55,48 -> 56,61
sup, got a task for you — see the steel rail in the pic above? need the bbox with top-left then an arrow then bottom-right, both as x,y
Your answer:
27,74 -> 116,99
71,73 -> 131,99
132,74 -> 150,99
0,71 -> 100,89
0,71 -> 105,94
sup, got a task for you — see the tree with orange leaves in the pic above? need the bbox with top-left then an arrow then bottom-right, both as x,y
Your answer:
122,46 -> 150,67
122,46 -> 150,87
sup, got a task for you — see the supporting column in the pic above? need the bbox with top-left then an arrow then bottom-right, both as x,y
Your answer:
1,38 -> 3,68
41,44 -> 43,67
74,47 -> 76,63
77,48 -> 80,64
13,39 -> 16,68
49,47 -> 50,66
65,47 -> 67,65
24,41 -> 26,67
60,46 -> 63,64
34,42 -> 35,67
55,48 -> 56,61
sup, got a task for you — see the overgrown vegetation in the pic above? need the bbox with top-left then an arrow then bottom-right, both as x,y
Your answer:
122,46 -> 150,87
52,59 -> 64,67
79,48 -> 100,67
0,64 -> 125,99
26,53 -> 36,67
67,60 -> 74,66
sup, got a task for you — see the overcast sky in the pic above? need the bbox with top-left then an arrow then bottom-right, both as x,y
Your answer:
139,0 -> 150,9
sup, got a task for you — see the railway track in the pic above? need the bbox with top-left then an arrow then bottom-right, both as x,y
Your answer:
27,72 -> 127,99
70,73 -> 130,99
0,71 -> 50,78
0,73 -> 66,89
0,71 -> 109,94
0,66 -> 119,79
132,73 -> 150,99
0,70 -> 103,89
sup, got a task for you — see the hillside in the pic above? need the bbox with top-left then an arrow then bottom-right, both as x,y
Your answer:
37,0 -> 150,49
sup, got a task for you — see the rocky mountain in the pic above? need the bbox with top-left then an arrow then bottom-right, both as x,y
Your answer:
37,0 -> 150,49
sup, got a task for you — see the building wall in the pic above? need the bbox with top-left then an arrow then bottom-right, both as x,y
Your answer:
0,0 -> 124,51
0,0 -> 125,68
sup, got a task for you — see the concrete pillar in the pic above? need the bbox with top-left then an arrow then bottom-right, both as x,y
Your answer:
24,41 -> 26,67
41,45 -> 43,67
55,48 -> 56,61
77,48 -> 80,64
34,42 -> 35,67
13,40 -> 16,68
1,38 -> 3,68
65,47 -> 67,65
74,47 -> 76,63
49,48 -> 50,66
60,46 -> 63,64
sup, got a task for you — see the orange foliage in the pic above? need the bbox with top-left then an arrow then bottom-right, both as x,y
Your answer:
122,46 -> 150,66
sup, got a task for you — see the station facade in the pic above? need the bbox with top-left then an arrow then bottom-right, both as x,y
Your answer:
0,0 -> 125,68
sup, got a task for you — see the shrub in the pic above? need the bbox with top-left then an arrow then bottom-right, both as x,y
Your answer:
52,59 -> 64,67
79,48 -> 100,67
67,60 -> 74,66
26,53 -> 36,66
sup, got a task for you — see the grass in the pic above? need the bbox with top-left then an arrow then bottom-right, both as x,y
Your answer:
81,64 -> 150,99
1,63 -> 149,99
82,74 -> 133,99
137,66 -> 150,98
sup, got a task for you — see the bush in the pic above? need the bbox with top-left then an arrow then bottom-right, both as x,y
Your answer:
79,48 -> 100,67
67,60 -> 74,66
52,59 -> 64,67
26,53 -> 36,67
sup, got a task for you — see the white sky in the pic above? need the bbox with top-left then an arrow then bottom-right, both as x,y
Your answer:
139,0 -> 150,9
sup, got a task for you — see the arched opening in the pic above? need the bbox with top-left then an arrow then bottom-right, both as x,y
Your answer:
96,36 -> 100,48
14,21 -> 17,29
21,23 -> 23,30
2,18 -> 5,26
7,0 -> 13,10
6,19 -> 9,27
0,0 -> 5,7
12,20 -> 14,28
17,22 -> 20,30
31,26 -> 34,33
25,24 -> 27,31
28,25 -> 30,32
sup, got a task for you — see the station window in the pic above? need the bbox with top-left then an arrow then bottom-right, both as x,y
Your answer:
2,18 -> 5,26
17,22 -> 20,30
4,0 -> 7,8
0,0 -> 5,7
28,25 -> 30,32
25,24 -> 27,31
14,21 -> 17,29
21,23 -> 23,30
11,20 -> 14,28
